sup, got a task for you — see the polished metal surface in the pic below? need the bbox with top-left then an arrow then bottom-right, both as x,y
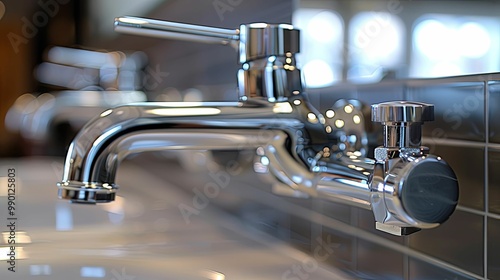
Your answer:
316,155 -> 373,210
371,101 -> 434,123
114,16 -> 300,63
370,101 -> 458,234
238,56 -> 302,102
114,16 -> 301,102
57,100 -> 330,203
114,16 -> 240,46
372,101 -> 434,148
323,99 -> 369,156
58,16 -> 459,236
238,23 -> 300,63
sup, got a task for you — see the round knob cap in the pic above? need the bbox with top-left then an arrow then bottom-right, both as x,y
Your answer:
371,101 -> 434,123
401,157 -> 459,224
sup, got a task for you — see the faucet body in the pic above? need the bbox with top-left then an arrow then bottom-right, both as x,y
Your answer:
58,17 -> 459,236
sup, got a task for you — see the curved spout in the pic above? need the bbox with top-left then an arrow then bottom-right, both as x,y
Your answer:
57,100 -> 330,203
59,129 -> 294,203
56,98 -> 374,206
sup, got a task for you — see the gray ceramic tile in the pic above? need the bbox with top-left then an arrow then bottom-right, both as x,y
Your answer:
424,144 -> 484,210
354,239 -> 404,280
319,225 -> 356,273
409,210 -> 483,276
488,217 -> 500,279
237,201 -> 293,240
489,82 -> 500,143
289,214 -> 313,252
406,82 -> 485,142
489,149 -> 500,214
409,258 -> 478,280
340,213 -> 404,280
315,199 -> 353,225
354,82 -> 406,107
311,201 -> 357,271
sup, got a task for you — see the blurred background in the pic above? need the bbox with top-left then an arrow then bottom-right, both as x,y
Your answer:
1,1 -> 500,279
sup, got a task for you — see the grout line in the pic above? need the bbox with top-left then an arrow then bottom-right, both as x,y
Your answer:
456,205 -> 500,220
456,205 -> 486,216
487,143 -> 500,151
488,212 -> 500,220
484,80 -> 489,280
421,137 -> 487,149
403,85 -> 410,280
403,236 -> 410,280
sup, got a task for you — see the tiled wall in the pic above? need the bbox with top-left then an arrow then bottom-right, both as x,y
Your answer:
138,73 -> 497,279
299,73 -> 500,279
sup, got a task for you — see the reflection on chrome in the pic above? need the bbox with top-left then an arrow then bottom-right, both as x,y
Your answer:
55,203 -> 74,231
200,269 -> 226,280
58,16 -> 459,236
100,196 -> 125,225
146,107 -> 222,116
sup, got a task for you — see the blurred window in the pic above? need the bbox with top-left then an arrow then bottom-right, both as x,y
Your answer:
348,12 -> 405,83
411,14 -> 499,77
293,9 -> 344,88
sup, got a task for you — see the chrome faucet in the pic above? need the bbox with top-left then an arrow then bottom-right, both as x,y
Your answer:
57,16 -> 459,236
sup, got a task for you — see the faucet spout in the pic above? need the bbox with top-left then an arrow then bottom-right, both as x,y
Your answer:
57,100 -> 329,203
59,128 -> 289,203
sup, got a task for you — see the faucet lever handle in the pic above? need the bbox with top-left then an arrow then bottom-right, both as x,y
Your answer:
114,16 -> 301,102
114,16 -> 300,64
371,101 -> 434,148
114,16 -> 240,46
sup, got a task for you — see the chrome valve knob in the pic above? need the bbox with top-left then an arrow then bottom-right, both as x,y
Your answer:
369,101 -> 458,235
371,101 -> 434,148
